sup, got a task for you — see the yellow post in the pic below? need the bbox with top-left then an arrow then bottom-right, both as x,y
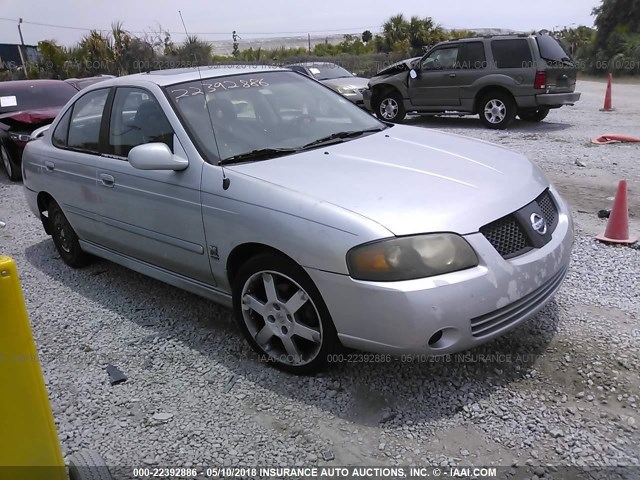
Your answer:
0,256 -> 66,480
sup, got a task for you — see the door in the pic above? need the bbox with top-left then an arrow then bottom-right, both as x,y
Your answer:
408,45 -> 461,107
453,41 -> 488,106
93,86 -> 213,284
45,87 -> 111,243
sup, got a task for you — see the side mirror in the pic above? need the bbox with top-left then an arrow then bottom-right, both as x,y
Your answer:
128,143 -> 188,171
409,69 -> 418,79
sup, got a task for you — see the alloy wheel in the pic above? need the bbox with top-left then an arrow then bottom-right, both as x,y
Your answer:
380,98 -> 399,120
240,270 -> 323,366
484,99 -> 506,124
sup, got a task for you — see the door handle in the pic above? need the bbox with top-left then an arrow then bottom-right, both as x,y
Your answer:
44,161 -> 55,171
448,73 -> 456,78
99,173 -> 115,188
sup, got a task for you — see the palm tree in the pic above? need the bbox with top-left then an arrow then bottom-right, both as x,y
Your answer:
111,21 -> 132,75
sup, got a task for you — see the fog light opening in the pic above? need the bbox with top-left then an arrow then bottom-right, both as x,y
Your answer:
428,330 -> 443,347
427,327 -> 460,350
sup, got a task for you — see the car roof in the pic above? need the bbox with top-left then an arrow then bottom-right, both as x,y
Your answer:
94,65 -> 289,88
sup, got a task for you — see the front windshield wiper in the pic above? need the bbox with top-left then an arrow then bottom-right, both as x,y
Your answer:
219,147 -> 300,166
301,128 -> 386,149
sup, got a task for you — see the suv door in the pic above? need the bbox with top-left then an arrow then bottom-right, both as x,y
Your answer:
93,86 -> 213,284
47,87 -> 110,243
453,41 -> 488,107
408,45 -> 461,107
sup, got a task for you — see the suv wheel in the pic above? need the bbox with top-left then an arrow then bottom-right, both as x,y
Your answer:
1,143 -> 22,181
375,92 -> 406,123
479,92 -> 516,129
518,107 -> 550,122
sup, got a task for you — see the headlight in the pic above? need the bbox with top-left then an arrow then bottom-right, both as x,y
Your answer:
347,233 -> 478,281
337,86 -> 358,95
9,133 -> 33,143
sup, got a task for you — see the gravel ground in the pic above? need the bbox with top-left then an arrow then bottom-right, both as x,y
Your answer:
1,79 -> 639,476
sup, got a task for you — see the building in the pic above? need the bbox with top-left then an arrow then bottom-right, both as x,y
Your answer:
0,43 -> 40,70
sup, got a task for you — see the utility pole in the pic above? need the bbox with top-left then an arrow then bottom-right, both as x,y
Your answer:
17,18 -> 27,74
308,33 -> 311,53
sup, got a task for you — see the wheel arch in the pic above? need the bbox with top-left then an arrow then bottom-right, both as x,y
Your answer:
473,86 -> 515,114
36,191 -> 56,235
226,242 -> 300,287
370,83 -> 403,107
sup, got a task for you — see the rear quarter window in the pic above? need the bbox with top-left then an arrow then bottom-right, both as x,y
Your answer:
491,39 -> 533,69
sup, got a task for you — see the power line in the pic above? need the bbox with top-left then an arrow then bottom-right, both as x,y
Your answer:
0,16 -> 380,36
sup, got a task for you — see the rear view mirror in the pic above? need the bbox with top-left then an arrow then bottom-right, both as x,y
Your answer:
128,143 -> 188,171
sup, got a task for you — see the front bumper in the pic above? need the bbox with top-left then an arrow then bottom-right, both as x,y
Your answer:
306,188 -> 573,355
362,89 -> 373,111
536,92 -> 581,106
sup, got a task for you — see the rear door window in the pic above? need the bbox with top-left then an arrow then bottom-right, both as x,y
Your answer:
66,88 -> 110,153
457,42 -> 486,69
52,108 -> 72,148
491,39 -> 533,69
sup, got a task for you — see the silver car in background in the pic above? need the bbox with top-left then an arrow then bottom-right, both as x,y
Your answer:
22,66 -> 573,374
286,62 -> 369,106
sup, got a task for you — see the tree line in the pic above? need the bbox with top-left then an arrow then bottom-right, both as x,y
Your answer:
3,0 -> 639,81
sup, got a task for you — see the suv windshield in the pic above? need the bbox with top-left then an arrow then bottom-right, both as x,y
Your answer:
165,71 -> 384,162
0,82 -> 77,114
307,64 -> 353,80
536,34 -> 572,62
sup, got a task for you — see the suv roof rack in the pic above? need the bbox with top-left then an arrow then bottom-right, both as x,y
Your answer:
446,32 -> 530,42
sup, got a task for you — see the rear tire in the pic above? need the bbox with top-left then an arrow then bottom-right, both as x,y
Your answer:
478,92 -> 516,129
518,107 -> 550,122
232,253 -> 338,374
1,143 -> 22,181
49,201 -> 91,268
374,91 -> 406,123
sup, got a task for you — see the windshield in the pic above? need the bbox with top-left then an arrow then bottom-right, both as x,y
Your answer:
0,82 -> 77,114
306,64 -> 353,80
165,71 -> 384,162
536,35 -> 572,62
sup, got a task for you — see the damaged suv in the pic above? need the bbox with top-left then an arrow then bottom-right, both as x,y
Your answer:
363,33 -> 580,129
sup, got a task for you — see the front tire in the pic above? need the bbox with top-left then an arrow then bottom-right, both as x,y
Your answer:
479,92 -> 516,129
49,201 -> 91,268
232,254 -> 338,374
518,107 -> 550,122
1,143 -> 22,181
68,449 -> 114,480
374,91 -> 406,123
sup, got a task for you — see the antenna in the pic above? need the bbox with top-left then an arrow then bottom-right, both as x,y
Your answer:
178,10 -> 230,190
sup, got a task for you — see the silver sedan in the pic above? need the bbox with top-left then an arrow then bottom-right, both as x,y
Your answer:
22,66 -> 573,374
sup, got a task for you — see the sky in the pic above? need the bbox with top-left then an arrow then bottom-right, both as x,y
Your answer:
0,0 -> 599,47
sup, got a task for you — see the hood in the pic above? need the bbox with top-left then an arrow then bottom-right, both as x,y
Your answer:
321,77 -> 369,90
227,125 -> 550,236
374,57 -> 421,77
0,107 -> 61,130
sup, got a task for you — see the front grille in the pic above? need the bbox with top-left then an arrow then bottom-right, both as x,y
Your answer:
480,215 -> 530,258
481,189 -> 559,259
470,266 -> 567,338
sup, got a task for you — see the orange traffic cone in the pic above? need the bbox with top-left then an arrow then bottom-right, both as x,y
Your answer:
595,180 -> 637,244
600,73 -> 615,112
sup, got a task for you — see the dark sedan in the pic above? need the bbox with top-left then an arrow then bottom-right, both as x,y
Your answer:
0,79 -> 77,180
